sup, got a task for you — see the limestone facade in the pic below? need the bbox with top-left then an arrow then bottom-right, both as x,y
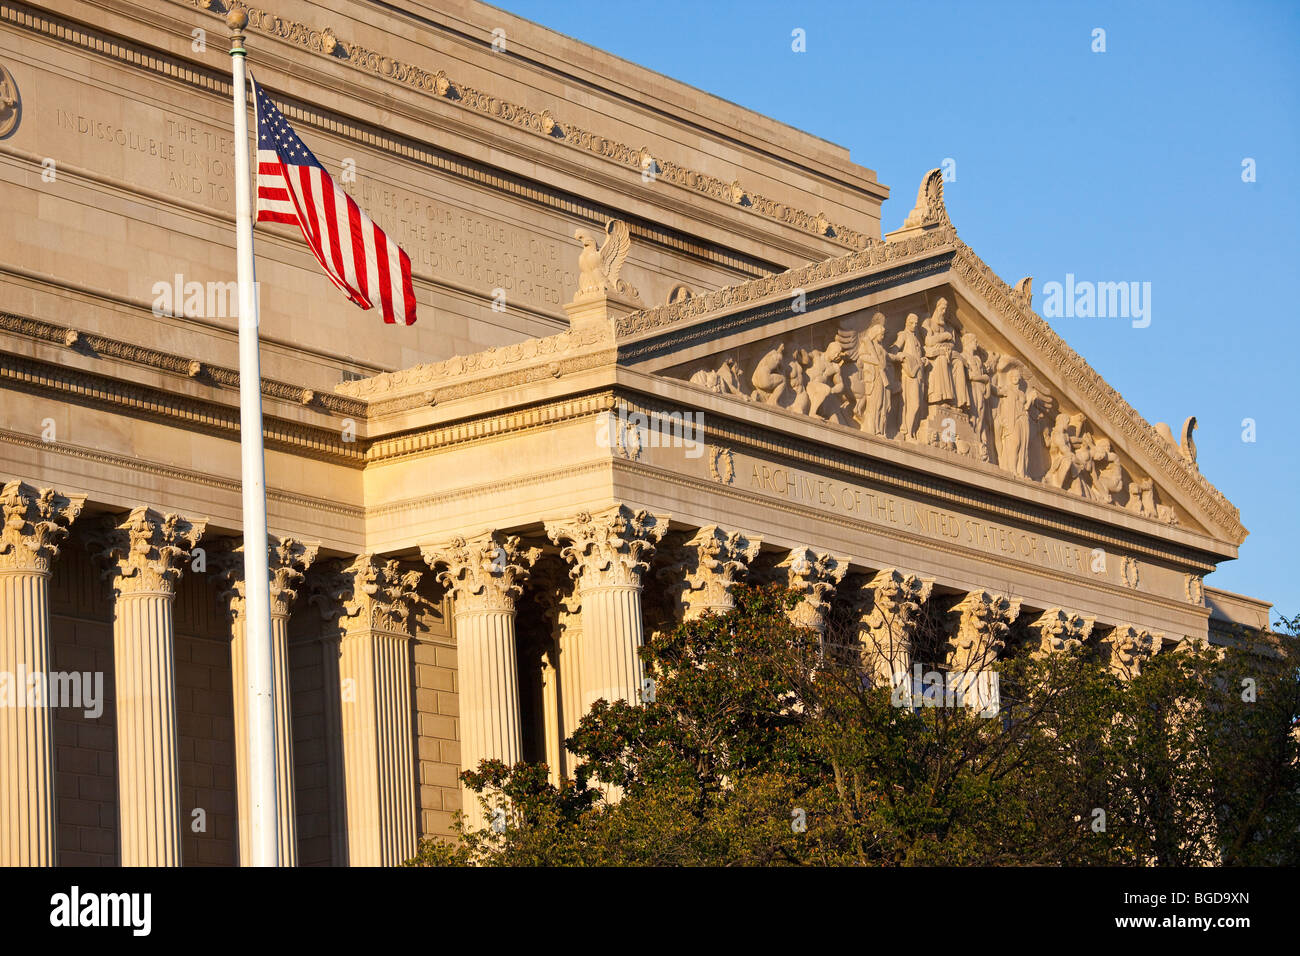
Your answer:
0,0 -> 1271,864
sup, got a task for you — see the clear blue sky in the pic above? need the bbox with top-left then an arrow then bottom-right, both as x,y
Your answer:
497,0 -> 1299,618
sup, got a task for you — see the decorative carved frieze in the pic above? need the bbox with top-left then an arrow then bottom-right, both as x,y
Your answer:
0,480 -> 85,573
88,507 -> 206,596
545,505 -> 669,591
184,2 -> 869,251
420,532 -> 540,613
308,555 -> 422,635
211,536 -> 320,619
947,590 -> 1021,671
1105,624 -> 1163,679
1027,607 -> 1096,657
778,547 -> 848,631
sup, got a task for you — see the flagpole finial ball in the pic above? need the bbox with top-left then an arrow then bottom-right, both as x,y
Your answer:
227,6 -> 249,33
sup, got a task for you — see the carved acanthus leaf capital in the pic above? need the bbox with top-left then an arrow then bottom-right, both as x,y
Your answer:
212,536 -> 321,620
865,568 -> 934,630
0,480 -> 86,573
680,525 -> 761,615
88,507 -> 206,596
420,532 -> 540,613
779,546 -> 848,630
308,554 -> 422,635
546,505 -> 669,590
1106,624 -> 1163,678
948,590 -> 1021,670
1028,607 -> 1096,657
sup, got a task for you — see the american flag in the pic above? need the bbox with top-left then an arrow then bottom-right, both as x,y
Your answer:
253,77 -> 417,325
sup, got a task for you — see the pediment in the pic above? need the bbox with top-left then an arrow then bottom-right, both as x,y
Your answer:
634,230 -> 1242,549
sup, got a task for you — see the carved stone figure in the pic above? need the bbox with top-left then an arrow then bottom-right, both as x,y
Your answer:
574,219 -> 640,301
1091,438 -> 1125,504
1153,415 -> 1198,468
785,356 -> 810,416
960,332 -> 992,456
801,342 -> 845,421
922,298 -> 957,406
1045,413 -> 1076,489
689,357 -> 745,395
749,342 -> 788,405
892,313 -> 925,441
994,362 -> 1039,478
853,319 -> 892,435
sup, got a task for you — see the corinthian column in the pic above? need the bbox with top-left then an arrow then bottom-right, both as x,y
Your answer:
90,507 -> 206,866
214,536 -> 319,866
779,547 -> 848,632
308,556 -> 421,865
1028,608 -> 1095,658
677,526 -> 761,620
947,590 -> 1021,672
421,532 -> 538,831
0,481 -> 85,866
546,506 -> 668,716
1106,625 -> 1163,679
859,568 -> 934,685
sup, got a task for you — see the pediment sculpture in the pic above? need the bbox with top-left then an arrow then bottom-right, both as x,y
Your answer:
673,296 -> 1181,525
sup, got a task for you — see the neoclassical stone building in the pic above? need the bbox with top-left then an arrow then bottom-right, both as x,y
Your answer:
0,0 -> 1272,865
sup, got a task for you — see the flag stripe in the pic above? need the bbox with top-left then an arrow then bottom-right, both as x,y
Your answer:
251,76 -> 417,324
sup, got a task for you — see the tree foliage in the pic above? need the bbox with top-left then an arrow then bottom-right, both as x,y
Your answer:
406,586 -> 1299,867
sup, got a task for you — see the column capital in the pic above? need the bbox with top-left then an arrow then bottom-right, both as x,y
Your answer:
1028,607 -> 1096,657
948,589 -> 1021,670
88,506 -> 206,595
545,504 -> 669,589
866,567 -> 934,619
679,525 -> 761,617
308,554 -> 422,636
779,547 -> 848,630
0,480 -> 86,573
420,531 -> 539,613
1106,624 -> 1163,678
212,536 -> 321,620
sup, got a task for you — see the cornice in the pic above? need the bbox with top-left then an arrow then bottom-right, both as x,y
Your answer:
0,310 -> 368,418
172,0 -> 872,251
0,342 -> 365,465
0,425 -> 364,518
613,393 -> 1220,573
612,456 -> 1212,624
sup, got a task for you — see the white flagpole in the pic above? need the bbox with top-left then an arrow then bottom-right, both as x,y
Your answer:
228,6 -> 280,867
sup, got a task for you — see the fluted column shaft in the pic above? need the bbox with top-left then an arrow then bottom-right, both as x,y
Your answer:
423,532 -> 538,833
0,568 -> 56,865
92,507 -> 204,867
0,482 -> 84,866
310,555 -> 421,865
575,584 -> 644,711
215,537 -> 317,866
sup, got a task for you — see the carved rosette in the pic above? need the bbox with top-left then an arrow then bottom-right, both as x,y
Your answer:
1028,607 -> 1096,657
420,532 -> 540,614
947,590 -> 1021,671
857,568 -> 934,681
0,481 -> 85,574
308,555 -> 422,636
677,526 -> 761,618
545,505 -> 668,591
779,547 -> 848,631
1106,625 -> 1163,679
212,536 -> 321,620
89,507 -> 206,596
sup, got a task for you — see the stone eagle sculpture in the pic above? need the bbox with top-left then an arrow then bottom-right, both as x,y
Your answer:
575,219 -> 641,302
